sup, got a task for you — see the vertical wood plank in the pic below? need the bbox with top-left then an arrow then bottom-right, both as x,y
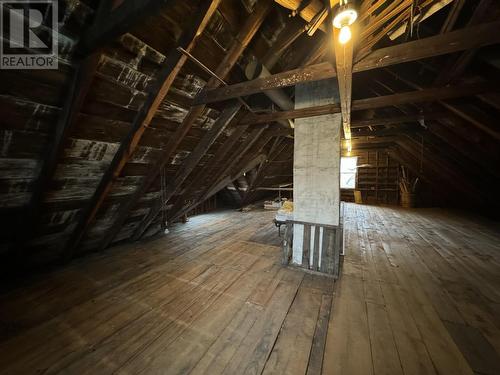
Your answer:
333,227 -> 342,278
312,225 -> 320,271
302,224 -> 311,269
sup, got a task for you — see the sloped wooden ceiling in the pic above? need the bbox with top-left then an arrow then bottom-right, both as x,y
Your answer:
0,0 -> 499,270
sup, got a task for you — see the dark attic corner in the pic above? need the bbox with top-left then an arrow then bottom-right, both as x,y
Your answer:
1,0 -> 500,373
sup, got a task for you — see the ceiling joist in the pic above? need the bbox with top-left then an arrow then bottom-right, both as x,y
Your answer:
240,82 -> 490,125
194,20 -> 500,105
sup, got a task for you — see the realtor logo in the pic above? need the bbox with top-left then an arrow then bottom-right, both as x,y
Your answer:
0,0 -> 58,69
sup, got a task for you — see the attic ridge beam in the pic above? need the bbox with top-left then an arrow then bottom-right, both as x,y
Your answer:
193,20 -> 500,105
240,83 -> 490,124
79,0 -> 171,54
63,0 -> 222,258
131,101 -> 241,240
20,53 -> 100,251
100,0 -> 272,247
332,25 -> 354,140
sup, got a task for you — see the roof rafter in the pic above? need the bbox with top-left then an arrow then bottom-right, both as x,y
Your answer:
131,101 -> 242,240
63,0 -> 223,258
169,127 -> 269,224
99,0 -> 273,246
79,0 -> 172,54
194,20 -> 500,105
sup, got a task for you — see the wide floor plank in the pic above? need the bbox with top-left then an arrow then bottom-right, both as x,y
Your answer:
1,204 -> 499,374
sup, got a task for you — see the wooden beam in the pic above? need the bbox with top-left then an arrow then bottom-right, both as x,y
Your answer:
378,66 -> 500,174
434,0 -> 494,85
351,126 -> 419,138
262,16 -> 306,69
359,0 -> 411,40
79,0 -> 172,54
355,1 -> 413,61
440,101 -> 500,141
195,61 -> 335,105
242,140 -> 289,204
364,71 -> 500,184
428,120 -> 500,177
20,53 -> 100,250
351,112 -> 444,128
208,130 -> 274,198
240,83 -> 490,125
438,114 -> 500,163
386,148 -> 440,189
440,0 -> 466,33
396,136 -> 485,201
332,26 -> 354,139
193,20 -> 500,105
477,92 -> 500,111
231,180 -> 245,201
100,123 -> 249,250
383,68 -> 500,141
99,1 -> 272,247
63,0 -> 222,258
131,102 -> 241,240
169,127 -> 268,223
358,0 -> 386,24
205,153 -> 268,202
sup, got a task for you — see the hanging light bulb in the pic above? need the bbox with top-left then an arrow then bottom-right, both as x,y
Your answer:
332,0 -> 358,44
339,25 -> 352,44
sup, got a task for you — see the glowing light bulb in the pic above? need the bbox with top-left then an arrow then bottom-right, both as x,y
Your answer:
339,25 -> 351,44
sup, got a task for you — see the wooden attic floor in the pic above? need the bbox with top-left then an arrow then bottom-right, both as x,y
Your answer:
1,204 -> 500,374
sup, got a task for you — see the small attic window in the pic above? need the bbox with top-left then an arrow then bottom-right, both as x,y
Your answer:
340,156 -> 357,189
